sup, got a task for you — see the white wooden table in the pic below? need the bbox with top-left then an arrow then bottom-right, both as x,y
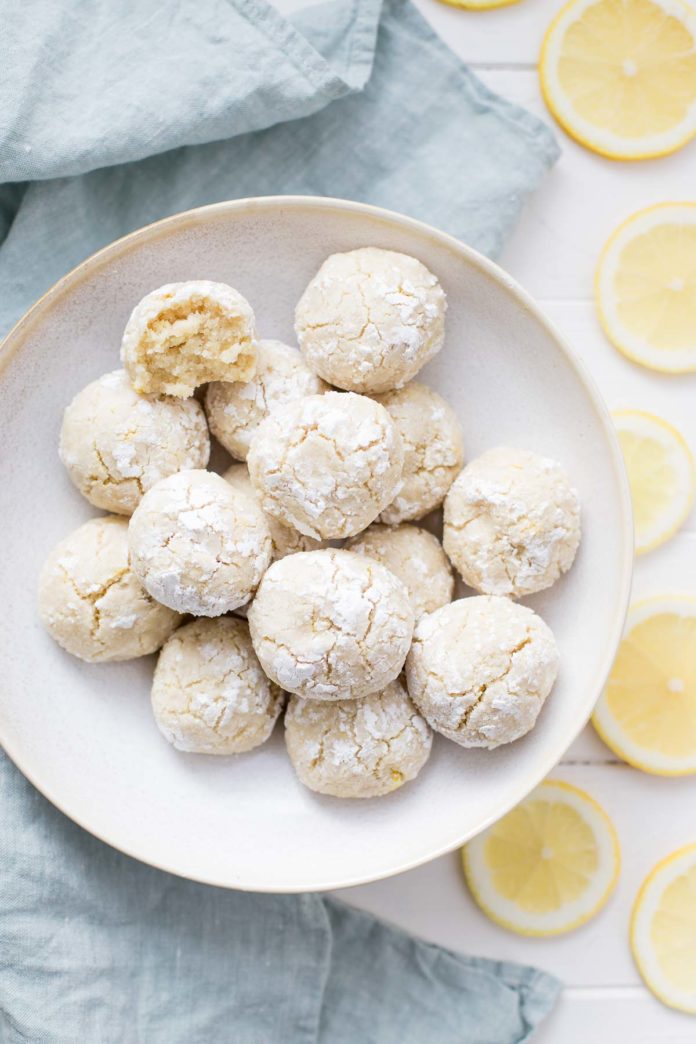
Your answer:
276,1 -> 696,1037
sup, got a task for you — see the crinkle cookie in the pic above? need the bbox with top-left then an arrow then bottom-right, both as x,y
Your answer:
443,447 -> 581,598
38,516 -> 180,663
121,281 -> 256,397
375,382 -> 464,523
223,463 -> 325,561
59,369 -> 210,515
406,596 -> 559,749
285,680 -> 432,798
248,549 -> 414,701
247,391 -> 404,540
205,339 -> 327,460
128,469 -> 271,616
151,617 -> 284,755
347,523 -> 453,618
295,247 -> 446,394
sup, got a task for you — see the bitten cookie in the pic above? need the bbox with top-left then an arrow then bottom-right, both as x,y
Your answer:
406,596 -> 559,749
347,523 -> 453,618
38,516 -> 180,662
295,247 -> 446,393
375,382 -> 464,523
443,447 -> 581,598
151,617 -> 284,755
59,369 -> 210,514
285,680 -> 432,798
248,549 -> 414,701
128,469 -> 271,616
205,339 -> 326,460
121,281 -> 256,397
247,391 -> 404,540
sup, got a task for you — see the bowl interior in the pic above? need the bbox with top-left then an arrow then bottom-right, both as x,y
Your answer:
0,198 -> 631,891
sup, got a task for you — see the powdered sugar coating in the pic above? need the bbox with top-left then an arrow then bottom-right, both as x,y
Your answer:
347,523 -> 453,618
285,680 -> 432,798
248,549 -> 415,701
247,392 -> 404,540
128,469 -> 272,616
375,382 -> 464,523
38,516 -> 180,663
205,339 -> 327,460
295,248 -> 446,394
406,596 -> 559,749
223,463 -> 325,560
121,281 -> 256,397
59,369 -> 210,515
443,447 -> 581,598
151,617 -> 284,755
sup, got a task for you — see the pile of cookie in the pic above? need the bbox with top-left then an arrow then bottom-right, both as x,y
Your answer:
39,247 -> 580,799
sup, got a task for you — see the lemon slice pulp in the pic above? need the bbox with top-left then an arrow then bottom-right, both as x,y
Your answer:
632,843 -> 696,1013
613,409 -> 695,554
540,0 -> 696,160
597,204 -> 696,372
593,596 -> 696,775
462,780 -> 620,935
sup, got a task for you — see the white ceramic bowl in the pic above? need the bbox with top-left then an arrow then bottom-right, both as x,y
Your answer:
0,197 -> 632,892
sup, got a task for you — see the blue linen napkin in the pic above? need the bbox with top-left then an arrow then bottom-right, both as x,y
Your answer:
0,0 -> 559,337
2,769 -> 560,1043
0,1 -> 562,1039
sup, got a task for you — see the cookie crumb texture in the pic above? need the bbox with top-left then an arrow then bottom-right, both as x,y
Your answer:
59,370 -> 210,515
247,391 -> 404,540
121,281 -> 256,397
406,596 -> 559,749
444,447 -> 581,598
295,247 -> 446,394
205,339 -> 327,460
375,382 -> 464,523
38,516 -> 180,663
128,469 -> 271,616
248,549 -> 415,701
347,522 -> 453,618
285,680 -> 432,798
152,617 -> 284,755
223,463 -> 325,560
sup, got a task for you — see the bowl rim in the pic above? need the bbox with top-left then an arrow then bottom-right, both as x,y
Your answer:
0,195 -> 634,892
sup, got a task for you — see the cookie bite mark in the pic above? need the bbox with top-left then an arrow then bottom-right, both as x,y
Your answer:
121,281 -> 256,397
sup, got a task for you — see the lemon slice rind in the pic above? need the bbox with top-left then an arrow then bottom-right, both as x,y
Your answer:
462,780 -> 620,936
593,596 -> 696,776
631,843 -> 696,1014
613,409 -> 696,554
597,204 -> 696,373
539,0 -> 696,161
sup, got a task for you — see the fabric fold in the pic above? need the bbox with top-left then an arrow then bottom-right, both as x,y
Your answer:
0,0 -> 384,183
319,900 -> 561,1044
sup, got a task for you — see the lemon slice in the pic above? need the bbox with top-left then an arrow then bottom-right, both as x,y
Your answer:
631,843 -> 696,1013
462,780 -> 620,935
593,596 -> 696,775
539,0 -> 696,160
613,410 -> 695,554
597,204 -> 696,372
